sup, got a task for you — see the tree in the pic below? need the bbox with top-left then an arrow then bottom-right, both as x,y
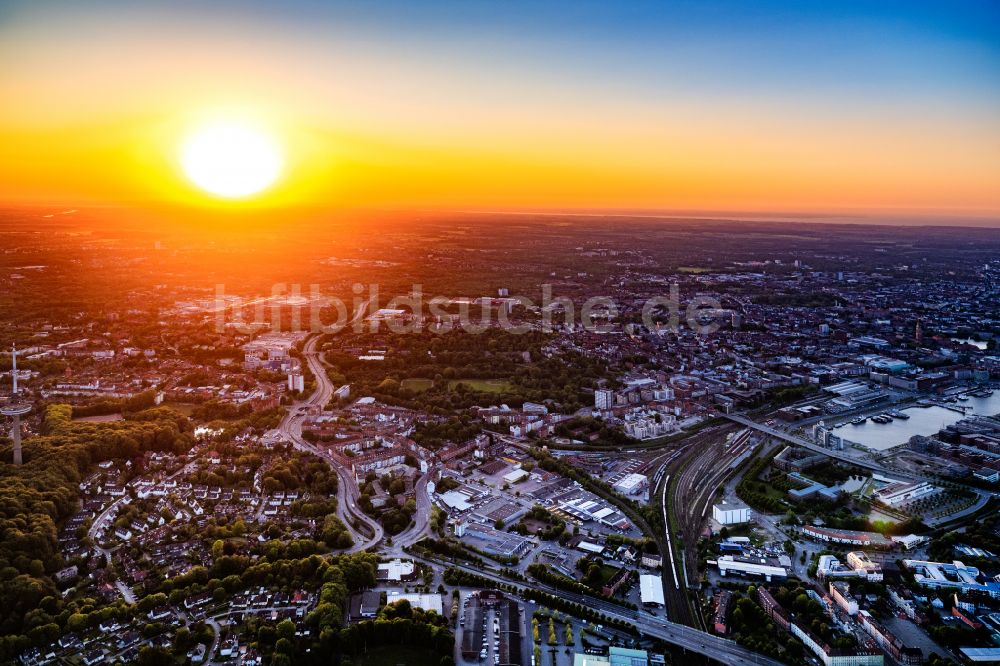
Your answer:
137,646 -> 174,666
66,612 -> 89,633
173,627 -> 194,653
384,598 -> 413,619
276,619 -> 296,642
258,624 -> 276,645
377,378 -> 401,394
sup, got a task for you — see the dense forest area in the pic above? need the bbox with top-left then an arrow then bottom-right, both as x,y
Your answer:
324,329 -> 611,413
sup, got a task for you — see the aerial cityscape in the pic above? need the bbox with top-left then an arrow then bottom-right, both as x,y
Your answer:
1,2 -> 999,666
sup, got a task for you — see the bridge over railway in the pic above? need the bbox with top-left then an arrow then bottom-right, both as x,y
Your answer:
721,413 -> 909,477
722,413 -> 996,516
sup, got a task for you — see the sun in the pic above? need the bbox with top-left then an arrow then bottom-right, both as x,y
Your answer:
180,120 -> 283,198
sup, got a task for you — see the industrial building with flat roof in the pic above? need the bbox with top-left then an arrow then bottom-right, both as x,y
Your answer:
473,497 -> 529,525
803,526 -> 893,549
639,574 -> 664,607
713,555 -> 787,582
457,522 -> 535,559
377,559 -> 417,583
574,647 -> 649,666
960,648 -> 1000,663
386,592 -> 443,615
555,496 -> 631,531
611,472 -> 648,496
712,501 -> 752,526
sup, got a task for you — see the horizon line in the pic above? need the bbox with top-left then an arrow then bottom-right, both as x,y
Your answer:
1,201 -> 998,228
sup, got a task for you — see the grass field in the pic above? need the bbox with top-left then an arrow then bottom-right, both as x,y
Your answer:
400,377 -> 511,393
448,378 -> 511,393
72,413 -> 123,423
162,401 -> 198,416
400,378 -> 434,392
356,646 -> 443,666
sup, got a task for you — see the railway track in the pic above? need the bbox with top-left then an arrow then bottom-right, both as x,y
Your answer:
673,429 -> 754,584
654,424 -> 750,630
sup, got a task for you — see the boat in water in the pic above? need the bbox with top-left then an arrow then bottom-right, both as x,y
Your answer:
850,416 -> 866,425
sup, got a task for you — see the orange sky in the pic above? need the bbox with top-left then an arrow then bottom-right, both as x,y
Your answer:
1,2 -> 998,218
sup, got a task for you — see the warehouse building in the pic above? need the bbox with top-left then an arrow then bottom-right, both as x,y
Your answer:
803,526 -> 893,549
639,574 -> 664,607
612,472 -> 649,497
713,555 -> 787,582
712,501 -> 752,526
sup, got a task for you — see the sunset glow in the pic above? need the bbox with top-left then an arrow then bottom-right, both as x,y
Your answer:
0,1 -> 997,220
3,2 -> 1000,662
180,121 -> 283,199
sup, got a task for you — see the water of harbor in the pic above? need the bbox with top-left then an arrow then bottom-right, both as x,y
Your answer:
833,390 -> 1000,451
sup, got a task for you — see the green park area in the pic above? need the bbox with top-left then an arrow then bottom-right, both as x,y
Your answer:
400,377 -> 512,393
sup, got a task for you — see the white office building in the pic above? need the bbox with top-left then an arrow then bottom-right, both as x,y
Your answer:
874,481 -> 939,508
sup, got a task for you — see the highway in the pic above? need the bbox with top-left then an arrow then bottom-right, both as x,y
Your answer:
276,297 -> 384,552
275,294 -> 441,553
392,467 -> 436,549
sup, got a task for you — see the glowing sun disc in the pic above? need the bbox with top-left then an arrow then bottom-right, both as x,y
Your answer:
180,121 -> 283,198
